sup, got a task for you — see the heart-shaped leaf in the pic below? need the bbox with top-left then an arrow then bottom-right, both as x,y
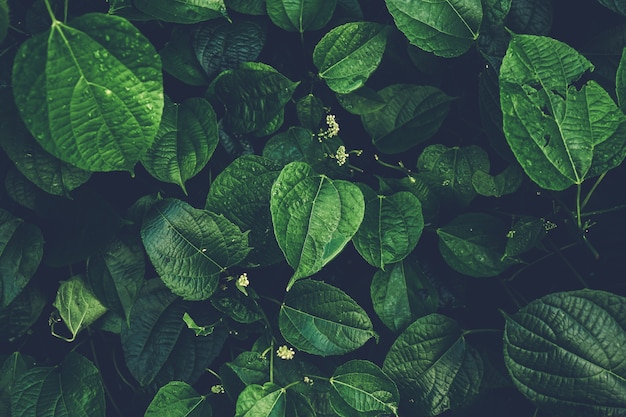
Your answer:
385,0 -> 483,57
141,198 -> 251,301
279,280 -> 377,356
383,314 -> 483,416
134,0 -> 228,24
12,13 -> 164,172
266,0 -> 336,32
503,289 -> 626,417
313,22 -> 388,94
145,381 -> 212,417
270,162 -> 364,289
235,382 -> 286,417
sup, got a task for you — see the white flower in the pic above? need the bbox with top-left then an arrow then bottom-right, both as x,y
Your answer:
317,113 -> 340,141
276,345 -> 295,360
237,273 -> 249,288
335,145 -> 348,166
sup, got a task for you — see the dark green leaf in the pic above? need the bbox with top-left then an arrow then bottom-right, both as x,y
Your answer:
134,0 -> 228,24
0,0 -> 8,43
141,96 -> 219,193
352,184 -> 424,269
144,381 -> 212,417
0,208 -> 43,308
0,284 -> 46,342
235,382 -> 286,417
313,22 -> 388,94
270,162 -> 364,289
0,353 -> 35,416
205,155 -> 284,267
597,0 -> 626,16
506,0 -> 552,35
377,175 -> 439,223
616,47 -> 626,109
225,0 -> 266,15
121,279 -> 227,388
108,0 -> 155,20
182,311 -> 217,336
211,286 -> 263,324
279,280 -> 377,356
336,87 -> 386,115
11,352 -> 105,417
220,351 -> 269,401
503,289 -> 626,417
383,314 -> 483,416
194,19 -> 266,78
12,13 -> 164,172
385,0 -> 483,57
266,0 -> 336,32
296,94 -> 325,131
363,84 -> 453,154
471,164 -> 523,197
141,198 -> 251,300
160,26 -> 210,86
503,216 -> 547,259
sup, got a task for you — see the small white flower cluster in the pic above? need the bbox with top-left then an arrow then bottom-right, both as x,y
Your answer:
276,345 -> 295,360
237,273 -> 249,288
335,145 -> 348,166
318,114 -> 340,141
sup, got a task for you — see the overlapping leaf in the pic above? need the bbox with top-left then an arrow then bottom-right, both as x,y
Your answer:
235,382 -> 286,417
145,381 -> 212,417
266,0 -> 336,32
134,0 -> 227,23
160,26 -> 210,86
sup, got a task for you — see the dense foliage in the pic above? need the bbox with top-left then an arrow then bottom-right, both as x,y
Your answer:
1,0 -> 626,416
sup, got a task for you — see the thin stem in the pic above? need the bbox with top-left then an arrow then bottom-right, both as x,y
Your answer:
373,154 -> 410,175
576,183 -> 582,230
546,238 -> 589,288
505,242 -> 578,283
43,0 -> 58,23
206,368 -> 221,381
89,335 -> 124,417
581,203 -> 626,217
499,280 -> 524,309
582,234 -> 600,261
8,25 -> 28,35
462,329 -> 502,336
63,0 -> 69,22
581,172 -> 606,210
269,341 -> 275,384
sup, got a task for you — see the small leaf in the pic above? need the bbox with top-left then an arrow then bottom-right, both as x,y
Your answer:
352,184 -> 424,269
182,311 -> 217,336
210,286 -> 263,324
471,164 -> 523,197
235,382 -> 286,417
336,86 -> 386,115
160,26 -> 210,86
11,352 -> 105,417
141,96 -> 219,192
145,381 -> 212,417
503,216 -> 547,259
51,275 -> 108,342
134,0 -> 227,23
437,213 -> 513,277
220,351 -> 269,401
141,198 -> 251,301
329,360 -> 399,417
12,13 -> 164,172
383,314 -> 484,416
378,175 -> 439,223
266,0 -> 336,32
296,94 -> 326,130
313,22 -> 388,94
194,19 -> 266,78
385,0 -> 483,57
279,280 -> 377,356
270,162 -> 364,289
0,208 -> 44,308
363,85 -> 453,154
503,289 -> 626,417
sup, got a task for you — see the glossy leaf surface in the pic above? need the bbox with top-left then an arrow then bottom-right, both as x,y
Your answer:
134,0 -> 227,24
235,382 -> 286,417
144,381 -> 211,417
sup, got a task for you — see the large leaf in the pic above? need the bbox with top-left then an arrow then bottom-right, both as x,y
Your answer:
134,0 -> 227,23
0,208 -> 44,309
0,284 -> 46,342
336,86 -> 386,115
313,22 -> 388,94
141,96 -> 219,193
225,0 -> 266,15
160,26 -> 210,86
329,360 -> 399,417
352,184 -> 424,269
205,155 -> 284,267
194,19 -> 266,78
266,0 -> 336,32
144,381 -> 212,417
141,198 -> 251,300
270,162 -> 364,289
12,13 -> 164,172
296,94 -> 325,131
503,289 -> 626,417
121,279 -> 227,388
500,34 -> 626,190
383,314 -> 484,416
279,279 -> 377,356
0,353 -> 35,416
212,62 -> 299,134
362,84 -> 453,154
384,0 -> 483,57
616,47 -> 626,109
235,382 -> 286,417
507,0 -> 552,35
51,275 -> 108,342
11,352 -> 105,417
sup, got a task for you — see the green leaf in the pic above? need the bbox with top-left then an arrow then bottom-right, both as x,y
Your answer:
502,216 -> 547,260
384,0 -> 483,57
597,0 -> 626,16
471,164 -> 523,197
213,62 -> 299,134
51,275 -> 108,342
336,87 -> 386,115
220,351 -> 269,401
11,352 -> 105,417
194,19 -> 266,78
377,175 -> 439,223
296,94 -> 326,131
363,84 -> 453,154
0,0 -> 8,43
225,0 -> 266,15
235,382 -> 286,417
313,22 -> 388,94
437,213 -> 515,277
108,0 -> 155,20
279,280 -> 377,356
503,289 -> 626,417
500,34 -> 626,190
507,0 -> 552,35
383,314 -> 484,416
0,208 -> 44,308
160,26 -> 210,86
270,162 -> 364,289
266,0 -> 336,32
86,231 -> 145,324
134,0 -> 228,23
211,285 -> 263,324
370,258 -> 439,334
329,360 -> 399,417
144,381 -> 212,417
352,184 -> 424,269
205,155 -> 284,267
141,96 -> 219,193
182,311 -> 217,336
0,285 -> 46,342
417,144 -> 490,206
616,47 -> 626,109
0,353 -> 34,416
141,198 -> 251,300
12,13 -> 164,173
121,279 -> 228,388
